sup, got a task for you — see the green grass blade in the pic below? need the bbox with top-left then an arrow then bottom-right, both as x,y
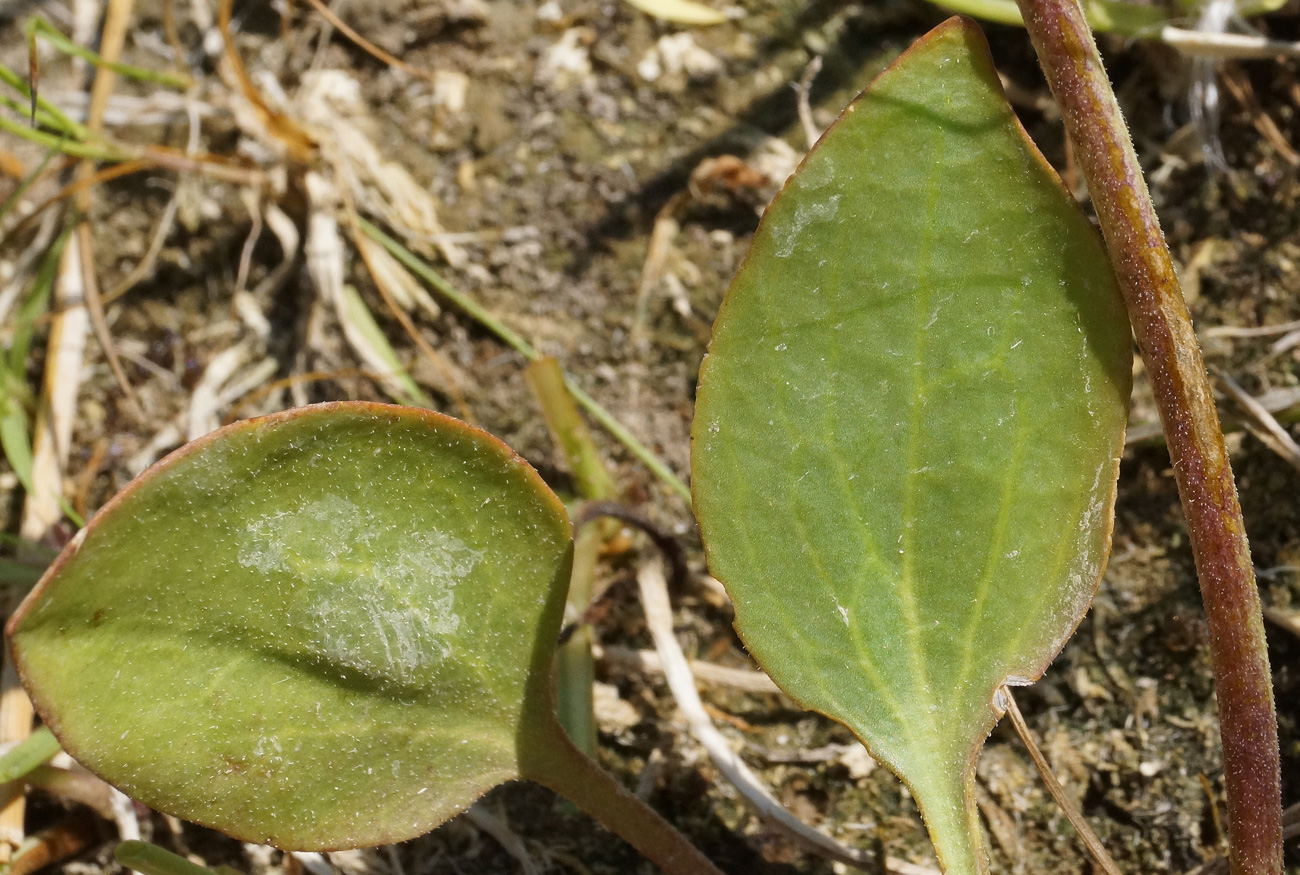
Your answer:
0,58 -> 90,141
26,18 -> 191,90
0,727 -> 60,783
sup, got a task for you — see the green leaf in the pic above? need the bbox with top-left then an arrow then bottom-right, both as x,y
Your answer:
9,402 -> 573,850
691,18 -> 1131,875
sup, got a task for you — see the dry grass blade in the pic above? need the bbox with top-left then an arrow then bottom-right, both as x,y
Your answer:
1205,319 -> 1300,340
187,344 -> 254,440
78,222 -> 143,418
796,55 -> 823,148
462,804 -> 542,875
1160,27 -> 1300,60
221,368 -> 383,423
1214,369 -> 1300,472
102,193 -> 180,305
633,192 -> 686,346
5,815 -> 102,875
1002,689 -> 1123,875
594,644 -> 781,695
300,0 -> 434,80
348,210 -> 473,421
23,765 -> 116,821
305,174 -> 430,408
1261,605 -> 1300,641
621,0 -> 727,25
218,0 -> 314,162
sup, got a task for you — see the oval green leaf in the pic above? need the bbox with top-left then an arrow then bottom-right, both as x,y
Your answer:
8,402 -> 573,850
691,18 -> 1131,875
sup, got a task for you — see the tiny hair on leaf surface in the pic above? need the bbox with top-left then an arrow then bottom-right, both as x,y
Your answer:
692,16 -> 1131,875
8,402 -> 574,850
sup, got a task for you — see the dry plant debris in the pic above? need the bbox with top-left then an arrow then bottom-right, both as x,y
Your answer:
0,1 -> 1298,874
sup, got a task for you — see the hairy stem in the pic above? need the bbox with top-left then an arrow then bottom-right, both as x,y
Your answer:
1009,4 -> 1282,874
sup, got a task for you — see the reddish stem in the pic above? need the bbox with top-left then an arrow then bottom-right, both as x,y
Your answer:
1008,3 -> 1282,874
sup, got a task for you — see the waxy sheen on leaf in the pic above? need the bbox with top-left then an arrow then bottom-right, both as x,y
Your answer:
692,18 -> 1131,875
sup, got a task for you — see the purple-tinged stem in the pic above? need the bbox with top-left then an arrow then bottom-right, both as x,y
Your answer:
1009,3 -> 1282,874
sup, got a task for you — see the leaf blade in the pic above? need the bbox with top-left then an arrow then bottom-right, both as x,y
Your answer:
9,402 -> 572,850
691,18 -> 1131,874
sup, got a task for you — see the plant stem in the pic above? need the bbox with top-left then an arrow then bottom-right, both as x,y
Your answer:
523,713 -> 725,875
1009,4 -> 1282,874
526,356 -> 620,755
0,60 -> 90,141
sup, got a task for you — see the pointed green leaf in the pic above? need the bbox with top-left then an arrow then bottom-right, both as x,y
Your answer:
691,18 -> 1131,875
8,402 -> 572,850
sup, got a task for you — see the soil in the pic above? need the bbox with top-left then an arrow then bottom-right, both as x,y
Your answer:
0,0 -> 1298,873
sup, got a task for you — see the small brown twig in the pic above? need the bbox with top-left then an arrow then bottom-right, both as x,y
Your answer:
557,500 -> 688,646
1261,605 -> 1300,642
570,501 -> 688,588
